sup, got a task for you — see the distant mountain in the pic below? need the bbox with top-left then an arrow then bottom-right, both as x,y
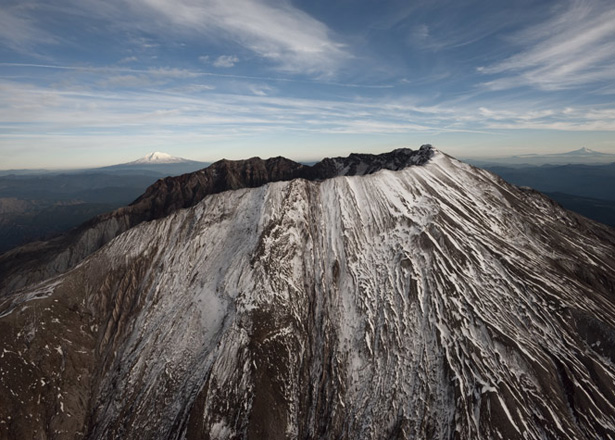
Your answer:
0,152 -> 209,177
465,147 -> 615,167
560,147 -> 611,157
129,151 -> 191,164
515,147 -> 611,158
97,152 -> 208,175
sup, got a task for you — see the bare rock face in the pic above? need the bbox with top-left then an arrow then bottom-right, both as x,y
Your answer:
2,147 -> 615,439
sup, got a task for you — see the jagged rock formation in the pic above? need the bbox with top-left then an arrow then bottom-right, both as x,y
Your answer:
0,146 -> 433,296
1,147 -> 615,439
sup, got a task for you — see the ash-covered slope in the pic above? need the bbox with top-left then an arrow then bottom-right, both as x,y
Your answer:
0,146 -> 433,296
2,148 -> 615,439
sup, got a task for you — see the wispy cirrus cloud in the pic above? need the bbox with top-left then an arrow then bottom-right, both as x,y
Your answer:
476,104 -> 615,131
2,72 -> 615,168
2,0 -> 347,77
479,0 -> 615,91
2,78 -> 614,145
133,0 -> 348,76
0,62 -> 393,90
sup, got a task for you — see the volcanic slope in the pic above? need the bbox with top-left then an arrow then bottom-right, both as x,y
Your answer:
1,148 -> 615,439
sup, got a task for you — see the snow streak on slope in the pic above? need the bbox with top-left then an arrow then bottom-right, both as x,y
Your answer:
1,150 -> 614,439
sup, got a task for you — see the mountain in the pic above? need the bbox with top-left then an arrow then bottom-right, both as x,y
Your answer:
0,152 -> 209,177
97,152 -> 209,176
129,151 -> 189,164
516,147 -> 611,158
465,147 -> 615,167
1,146 -> 615,439
560,147 -> 612,157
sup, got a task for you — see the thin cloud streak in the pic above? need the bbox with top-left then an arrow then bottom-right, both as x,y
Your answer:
0,63 -> 394,89
2,80 -> 614,140
134,0 -> 348,76
479,0 -> 615,90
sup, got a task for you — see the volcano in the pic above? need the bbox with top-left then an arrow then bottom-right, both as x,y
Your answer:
1,146 -> 614,439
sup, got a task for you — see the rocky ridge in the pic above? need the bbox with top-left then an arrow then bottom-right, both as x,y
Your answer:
0,146 -> 433,296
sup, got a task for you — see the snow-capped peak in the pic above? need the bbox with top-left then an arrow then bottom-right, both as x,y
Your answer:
131,152 -> 187,164
564,147 -> 602,155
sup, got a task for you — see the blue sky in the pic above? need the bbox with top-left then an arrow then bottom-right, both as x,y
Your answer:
0,0 -> 614,168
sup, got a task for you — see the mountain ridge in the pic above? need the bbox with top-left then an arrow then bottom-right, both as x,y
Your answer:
0,146 -> 434,295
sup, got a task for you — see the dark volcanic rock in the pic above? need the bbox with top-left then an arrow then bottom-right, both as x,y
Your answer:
302,144 -> 434,179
